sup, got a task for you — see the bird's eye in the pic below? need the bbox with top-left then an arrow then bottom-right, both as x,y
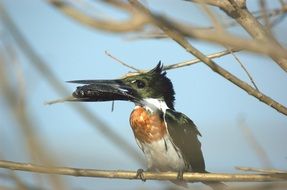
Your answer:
136,80 -> 145,88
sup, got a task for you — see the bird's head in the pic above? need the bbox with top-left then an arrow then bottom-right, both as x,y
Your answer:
69,62 -> 175,110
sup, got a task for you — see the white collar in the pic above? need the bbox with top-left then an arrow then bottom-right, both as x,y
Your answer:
141,98 -> 169,112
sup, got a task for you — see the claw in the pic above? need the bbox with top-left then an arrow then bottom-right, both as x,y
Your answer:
177,170 -> 184,181
135,168 -> 146,182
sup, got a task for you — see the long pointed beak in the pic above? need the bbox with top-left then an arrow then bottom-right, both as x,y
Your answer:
68,79 -> 137,102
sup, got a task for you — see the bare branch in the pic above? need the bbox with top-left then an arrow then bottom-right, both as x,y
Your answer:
0,160 -> 286,182
128,0 -> 287,116
237,117 -> 272,167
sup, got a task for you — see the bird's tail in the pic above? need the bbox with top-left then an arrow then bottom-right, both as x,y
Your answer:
203,181 -> 228,190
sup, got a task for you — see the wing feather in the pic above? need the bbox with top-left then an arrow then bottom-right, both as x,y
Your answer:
165,109 -> 206,172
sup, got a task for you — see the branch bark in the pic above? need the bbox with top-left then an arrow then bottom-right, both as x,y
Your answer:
0,160 -> 286,182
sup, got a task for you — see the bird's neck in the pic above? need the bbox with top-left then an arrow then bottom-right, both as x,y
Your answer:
137,98 -> 169,113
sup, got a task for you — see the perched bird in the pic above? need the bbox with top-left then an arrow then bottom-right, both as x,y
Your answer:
69,62 -> 226,189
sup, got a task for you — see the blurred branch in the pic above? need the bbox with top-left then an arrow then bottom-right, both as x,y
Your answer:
196,0 -> 287,72
232,1 -> 287,73
128,0 -> 287,116
0,161 -> 30,190
49,0 -> 148,32
152,10 -> 287,60
129,4 -> 287,40
0,160 -> 286,182
237,117 -> 272,167
0,35 -> 66,190
260,0 -> 271,31
48,0 -> 287,59
0,1 -> 144,164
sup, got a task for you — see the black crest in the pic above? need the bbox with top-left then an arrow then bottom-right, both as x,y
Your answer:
148,61 -> 166,76
148,61 -> 175,110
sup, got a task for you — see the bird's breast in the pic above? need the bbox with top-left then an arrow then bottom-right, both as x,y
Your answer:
129,106 -> 167,143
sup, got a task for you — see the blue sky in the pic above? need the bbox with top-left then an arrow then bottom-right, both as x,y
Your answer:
1,0 -> 287,189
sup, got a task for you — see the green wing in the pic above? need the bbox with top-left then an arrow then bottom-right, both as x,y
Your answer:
165,109 -> 206,172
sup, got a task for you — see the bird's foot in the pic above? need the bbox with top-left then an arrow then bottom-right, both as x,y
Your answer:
177,170 -> 184,181
135,168 -> 146,182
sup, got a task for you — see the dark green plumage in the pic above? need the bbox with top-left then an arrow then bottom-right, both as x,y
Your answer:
165,109 -> 206,172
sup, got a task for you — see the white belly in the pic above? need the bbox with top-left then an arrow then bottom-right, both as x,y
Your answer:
137,135 -> 186,171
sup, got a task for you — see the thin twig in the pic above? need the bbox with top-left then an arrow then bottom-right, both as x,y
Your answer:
163,48 -> 241,70
105,51 -> 140,72
0,160 -> 286,182
236,167 -> 287,174
227,47 -> 259,91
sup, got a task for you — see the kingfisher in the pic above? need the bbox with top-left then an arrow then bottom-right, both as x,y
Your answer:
69,63 -> 226,189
